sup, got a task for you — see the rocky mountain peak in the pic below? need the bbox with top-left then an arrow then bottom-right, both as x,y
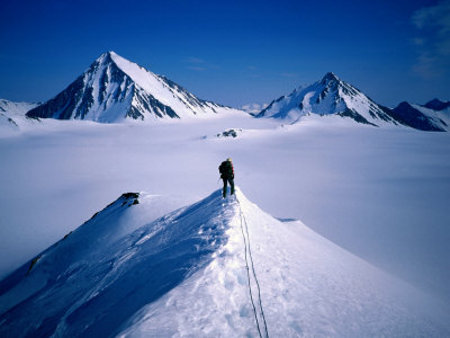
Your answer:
321,71 -> 340,84
424,98 -> 450,111
25,52 -> 234,122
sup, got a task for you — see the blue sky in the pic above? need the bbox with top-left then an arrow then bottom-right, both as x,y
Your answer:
0,0 -> 449,108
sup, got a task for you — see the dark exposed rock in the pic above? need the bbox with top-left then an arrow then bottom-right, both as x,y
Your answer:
26,75 -> 85,119
26,256 -> 41,275
390,102 -> 445,132
337,108 -> 377,126
423,99 -> 450,111
122,192 -> 140,199
216,128 -> 242,138
63,231 -> 73,240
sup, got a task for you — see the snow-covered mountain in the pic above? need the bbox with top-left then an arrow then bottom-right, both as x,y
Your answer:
0,188 -> 448,337
0,99 -> 38,117
390,101 -> 449,132
256,72 -> 400,127
423,98 -> 450,112
0,99 -> 39,133
26,51 -> 237,122
0,113 -> 19,132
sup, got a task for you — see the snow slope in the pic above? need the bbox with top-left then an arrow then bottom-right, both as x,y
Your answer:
0,113 -> 19,133
0,99 -> 39,134
0,99 -> 38,117
256,72 -> 400,127
390,101 -> 449,131
0,192 -> 192,336
0,188 -> 447,337
26,51 -> 241,122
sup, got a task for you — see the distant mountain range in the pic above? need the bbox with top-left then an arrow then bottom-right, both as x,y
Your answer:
0,99 -> 38,116
389,101 -> 449,131
256,72 -> 449,131
25,51 -> 236,123
256,72 -> 398,127
0,52 -> 449,131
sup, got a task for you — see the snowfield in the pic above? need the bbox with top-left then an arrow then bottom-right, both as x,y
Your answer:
0,111 -> 449,336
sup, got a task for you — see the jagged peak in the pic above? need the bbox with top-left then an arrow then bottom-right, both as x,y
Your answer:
94,51 -> 112,63
320,71 -> 341,84
396,101 -> 413,108
89,51 -> 158,82
96,50 -> 119,60
90,51 -> 135,72
427,98 -> 443,104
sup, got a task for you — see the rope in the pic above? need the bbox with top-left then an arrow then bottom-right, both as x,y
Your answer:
238,202 -> 263,338
236,195 -> 269,338
242,209 -> 269,338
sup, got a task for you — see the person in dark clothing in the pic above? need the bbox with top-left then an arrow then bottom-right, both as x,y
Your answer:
219,158 -> 235,198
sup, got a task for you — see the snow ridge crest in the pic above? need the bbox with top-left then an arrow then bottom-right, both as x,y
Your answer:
0,187 -> 448,337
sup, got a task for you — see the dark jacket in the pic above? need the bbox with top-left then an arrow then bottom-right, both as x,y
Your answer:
219,160 -> 234,179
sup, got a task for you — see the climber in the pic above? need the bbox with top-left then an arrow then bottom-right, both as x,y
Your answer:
219,158 -> 235,198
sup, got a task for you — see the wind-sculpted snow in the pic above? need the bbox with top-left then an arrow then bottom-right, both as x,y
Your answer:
0,188 -> 448,337
120,189 -> 450,337
0,190 -> 233,337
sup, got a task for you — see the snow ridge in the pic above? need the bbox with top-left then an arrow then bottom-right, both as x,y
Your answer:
0,190 -> 234,337
0,188 -> 448,337
237,194 -> 269,338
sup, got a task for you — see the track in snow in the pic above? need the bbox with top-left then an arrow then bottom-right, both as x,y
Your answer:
237,195 -> 269,338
